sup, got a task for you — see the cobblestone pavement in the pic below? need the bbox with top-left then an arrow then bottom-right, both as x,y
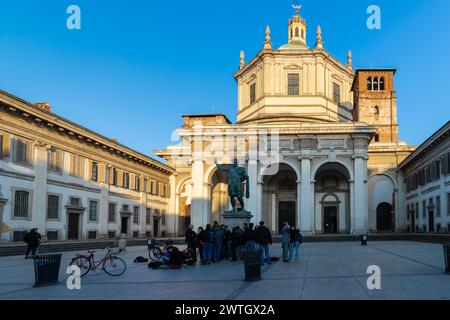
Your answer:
0,241 -> 449,300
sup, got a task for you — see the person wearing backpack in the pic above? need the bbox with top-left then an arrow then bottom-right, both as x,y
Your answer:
290,229 -> 303,260
185,225 -> 198,262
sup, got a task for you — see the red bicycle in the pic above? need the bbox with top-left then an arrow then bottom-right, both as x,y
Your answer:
70,248 -> 126,277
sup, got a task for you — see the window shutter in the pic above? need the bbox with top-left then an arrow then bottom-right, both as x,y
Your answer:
117,169 -> 124,187
1,134 -> 10,158
139,176 -> 145,192
130,174 -> 136,190
145,177 -> 151,193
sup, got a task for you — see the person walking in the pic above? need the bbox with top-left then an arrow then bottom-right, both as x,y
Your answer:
212,221 -> 224,263
290,229 -> 303,260
255,221 -> 272,265
281,222 -> 291,262
24,228 -> 42,259
185,225 -> 198,262
197,226 -> 204,263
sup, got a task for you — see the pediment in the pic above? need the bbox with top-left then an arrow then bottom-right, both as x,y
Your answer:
284,64 -> 303,70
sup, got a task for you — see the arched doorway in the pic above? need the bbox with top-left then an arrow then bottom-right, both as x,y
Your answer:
314,162 -> 351,234
210,169 -> 229,224
261,163 -> 298,234
178,181 -> 192,236
376,202 -> 392,232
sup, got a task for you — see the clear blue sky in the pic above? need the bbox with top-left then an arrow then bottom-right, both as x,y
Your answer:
0,0 -> 449,160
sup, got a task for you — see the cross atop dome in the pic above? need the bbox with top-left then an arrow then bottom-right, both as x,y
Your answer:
287,3 -> 307,47
292,4 -> 302,16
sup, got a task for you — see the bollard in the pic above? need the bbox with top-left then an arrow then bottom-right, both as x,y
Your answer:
444,243 -> 450,274
361,234 -> 368,246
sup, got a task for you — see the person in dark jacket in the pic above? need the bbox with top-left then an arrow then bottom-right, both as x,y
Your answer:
212,221 -> 224,263
199,224 -> 214,265
197,227 -> 204,263
290,229 -> 303,260
185,225 -> 198,262
24,228 -> 42,259
255,221 -> 272,265
231,226 -> 241,261
243,223 -> 256,251
223,225 -> 232,260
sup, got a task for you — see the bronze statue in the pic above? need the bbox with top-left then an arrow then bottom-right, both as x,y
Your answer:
215,159 -> 250,213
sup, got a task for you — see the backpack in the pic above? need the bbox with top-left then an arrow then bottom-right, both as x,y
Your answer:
134,256 -> 149,263
296,233 -> 304,244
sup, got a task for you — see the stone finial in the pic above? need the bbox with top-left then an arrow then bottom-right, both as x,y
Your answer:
239,50 -> 245,69
347,50 -> 353,69
264,25 -> 272,49
315,25 -> 323,49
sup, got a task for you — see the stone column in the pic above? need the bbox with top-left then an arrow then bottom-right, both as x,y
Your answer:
98,173 -> 109,239
166,173 -> 178,236
352,154 -> 369,233
0,186 -> 8,242
32,142 -> 49,235
191,159 -> 205,229
396,171 -> 406,232
296,180 -> 302,230
246,159 -> 259,223
300,154 -> 313,234
271,193 -> 277,233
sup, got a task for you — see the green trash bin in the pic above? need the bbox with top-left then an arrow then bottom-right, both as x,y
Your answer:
243,250 -> 262,281
33,254 -> 62,287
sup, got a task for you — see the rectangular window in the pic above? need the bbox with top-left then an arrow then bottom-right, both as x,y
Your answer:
13,231 -> 27,242
447,193 -> 450,216
436,196 -> 441,217
47,195 -> 59,219
133,206 -> 139,224
422,200 -> 426,218
250,83 -> 256,104
123,173 -> 130,189
122,204 -> 129,212
70,154 -> 84,178
108,231 -> 116,239
135,176 -> 141,191
46,231 -> 59,241
89,200 -> 98,221
88,231 -> 97,240
146,208 -> 151,225
48,148 -> 63,173
112,168 -> 118,186
14,191 -> 29,217
288,74 -> 300,96
145,231 -> 151,238
161,210 -> 166,225
108,203 -> 116,222
133,231 -> 139,238
333,83 -> 341,104
91,162 -> 98,181
162,185 -> 167,197
155,182 -> 160,196
70,197 -> 81,206
13,138 -> 32,165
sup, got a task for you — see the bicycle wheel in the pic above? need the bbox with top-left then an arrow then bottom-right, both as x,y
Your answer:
70,256 -> 91,277
103,256 -> 126,276
149,247 -> 163,261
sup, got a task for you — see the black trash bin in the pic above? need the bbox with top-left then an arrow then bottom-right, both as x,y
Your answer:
361,234 -> 368,246
33,254 -> 62,287
243,250 -> 261,281
444,243 -> 450,274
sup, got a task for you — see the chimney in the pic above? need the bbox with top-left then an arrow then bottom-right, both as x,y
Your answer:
35,102 -> 52,112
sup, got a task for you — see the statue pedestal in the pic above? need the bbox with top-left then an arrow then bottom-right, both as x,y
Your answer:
222,211 -> 253,229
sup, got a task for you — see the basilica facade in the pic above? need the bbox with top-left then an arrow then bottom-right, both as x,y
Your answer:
156,7 -> 415,236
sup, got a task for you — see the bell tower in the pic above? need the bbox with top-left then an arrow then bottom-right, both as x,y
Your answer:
288,5 -> 307,47
352,69 -> 399,144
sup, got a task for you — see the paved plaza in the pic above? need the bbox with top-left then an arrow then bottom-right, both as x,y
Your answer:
0,241 -> 449,300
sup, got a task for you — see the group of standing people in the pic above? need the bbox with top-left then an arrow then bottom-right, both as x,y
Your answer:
281,222 -> 304,262
186,220 -> 301,266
